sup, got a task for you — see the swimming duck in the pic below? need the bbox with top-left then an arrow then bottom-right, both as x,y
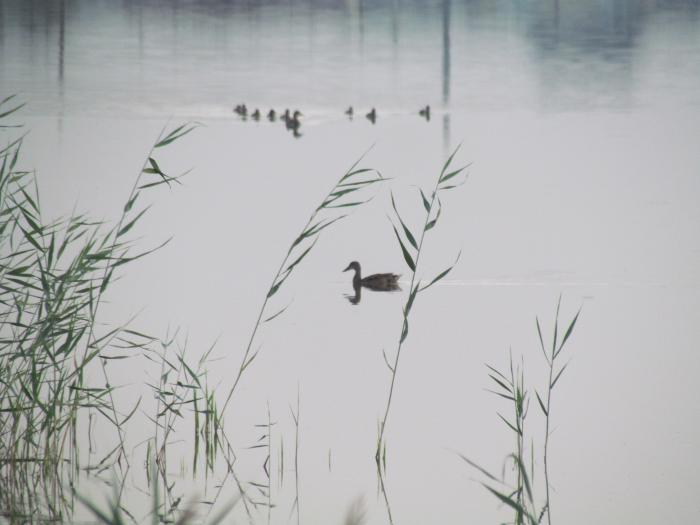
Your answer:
251,108 -> 261,120
267,109 -> 277,121
345,106 -> 354,118
281,109 -> 291,123
419,105 -> 431,121
236,104 -> 248,117
366,108 -> 377,124
343,261 -> 400,292
286,110 -> 302,131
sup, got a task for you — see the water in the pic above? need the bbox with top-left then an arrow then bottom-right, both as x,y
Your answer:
1,1 -> 700,523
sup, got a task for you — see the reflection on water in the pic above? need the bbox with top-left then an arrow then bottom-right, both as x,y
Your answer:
3,0 -> 699,123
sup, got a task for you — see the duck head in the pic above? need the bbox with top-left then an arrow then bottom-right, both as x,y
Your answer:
343,261 -> 361,273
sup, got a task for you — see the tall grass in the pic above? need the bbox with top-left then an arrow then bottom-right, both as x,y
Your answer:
205,152 -> 385,518
0,96 -> 214,521
459,299 -> 581,525
220,156 -> 385,418
376,146 -> 468,463
536,298 -> 581,524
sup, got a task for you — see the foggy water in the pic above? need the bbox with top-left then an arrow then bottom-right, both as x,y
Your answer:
1,1 -> 700,523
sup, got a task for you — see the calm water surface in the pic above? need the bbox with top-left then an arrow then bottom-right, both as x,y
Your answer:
2,1 -> 700,523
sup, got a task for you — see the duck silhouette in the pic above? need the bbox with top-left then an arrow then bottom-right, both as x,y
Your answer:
286,110 -> 302,131
366,108 -> 377,124
419,105 -> 431,121
343,261 -> 400,302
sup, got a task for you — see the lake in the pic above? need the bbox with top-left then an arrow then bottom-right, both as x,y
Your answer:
1,1 -> 699,524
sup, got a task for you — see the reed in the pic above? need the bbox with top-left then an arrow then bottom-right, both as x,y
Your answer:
536,297 -> 581,525
0,95 -> 213,521
376,146 -> 468,463
220,154 -> 385,418
458,299 -> 581,525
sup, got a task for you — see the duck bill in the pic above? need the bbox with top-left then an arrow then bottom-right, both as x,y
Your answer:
343,264 -> 352,272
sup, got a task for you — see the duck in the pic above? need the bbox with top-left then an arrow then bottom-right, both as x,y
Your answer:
286,110 -> 302,131
366,108 -> 377,124
235,104 -> 247,117
419,105 -> 431,121
267,109 -> 277,121
281,109 -> 291,124
251,108 -> 261,120
343,261 -> 400,292
345,106 -> 354,118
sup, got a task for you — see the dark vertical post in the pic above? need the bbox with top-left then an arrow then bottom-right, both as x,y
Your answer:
442,0 -> 452,153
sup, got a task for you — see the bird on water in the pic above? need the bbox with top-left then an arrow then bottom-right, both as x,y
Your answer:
343,261 -> 400,292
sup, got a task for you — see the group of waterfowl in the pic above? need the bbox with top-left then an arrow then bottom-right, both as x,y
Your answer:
233,103 -> 432,137
234,104 -> 303,136
344,104 -> 431,123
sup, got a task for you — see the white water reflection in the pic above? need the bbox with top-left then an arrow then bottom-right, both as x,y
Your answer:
1,1 -> 700,524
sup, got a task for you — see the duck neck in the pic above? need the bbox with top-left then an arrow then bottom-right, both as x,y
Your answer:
352,266 -> 362,287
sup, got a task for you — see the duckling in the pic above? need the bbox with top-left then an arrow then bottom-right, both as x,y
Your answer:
343,261 -> 400,292
419,105 -> 431,121
235,104 -> 248,118
251,108 -> 261,120
281,109 -> 291,124
345,106 -> 354,118
267,109 -> 276,121
234,104 -> 243,114
286,110 -> 302,131
366,108 -> 377,124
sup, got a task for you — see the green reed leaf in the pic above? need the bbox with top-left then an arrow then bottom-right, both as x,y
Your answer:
420,250 -> 460,291
155,123 -> 195,148
392,224 -> 415,272
498,413 -> 521,435
535,390 -> 548,416
425,197 -> 442,231
117,207 -> 150,237
440,144 -> 462,179
400,318 -> 409,343
489,374 -> 512,394
420,189 -> 431,213
286,237 -> 319,275
555,307 -> 581,359
536,317 -> 548,363
550,363 -> 568,389
455,453 -> 500,483
391,192 -> 417,250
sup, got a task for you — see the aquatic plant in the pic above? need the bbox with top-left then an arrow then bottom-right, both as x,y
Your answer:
458,299 -> 581,525
219,155 -> 385,419
0,95 -> 210,520
376,146 -> 468,463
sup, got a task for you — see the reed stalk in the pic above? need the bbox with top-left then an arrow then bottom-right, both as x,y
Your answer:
458,298 -> 581,525
536,297 -> 581,525
376,146 -> 468,462
220,156 -> 384,418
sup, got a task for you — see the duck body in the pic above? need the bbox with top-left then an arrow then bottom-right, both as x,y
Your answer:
251,108 -> 261,120
286,110 -> 302,131
366,108 -> 377,123
344,261 -> 400,292
419,105 -> 431,120
267,109 -> 277,121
